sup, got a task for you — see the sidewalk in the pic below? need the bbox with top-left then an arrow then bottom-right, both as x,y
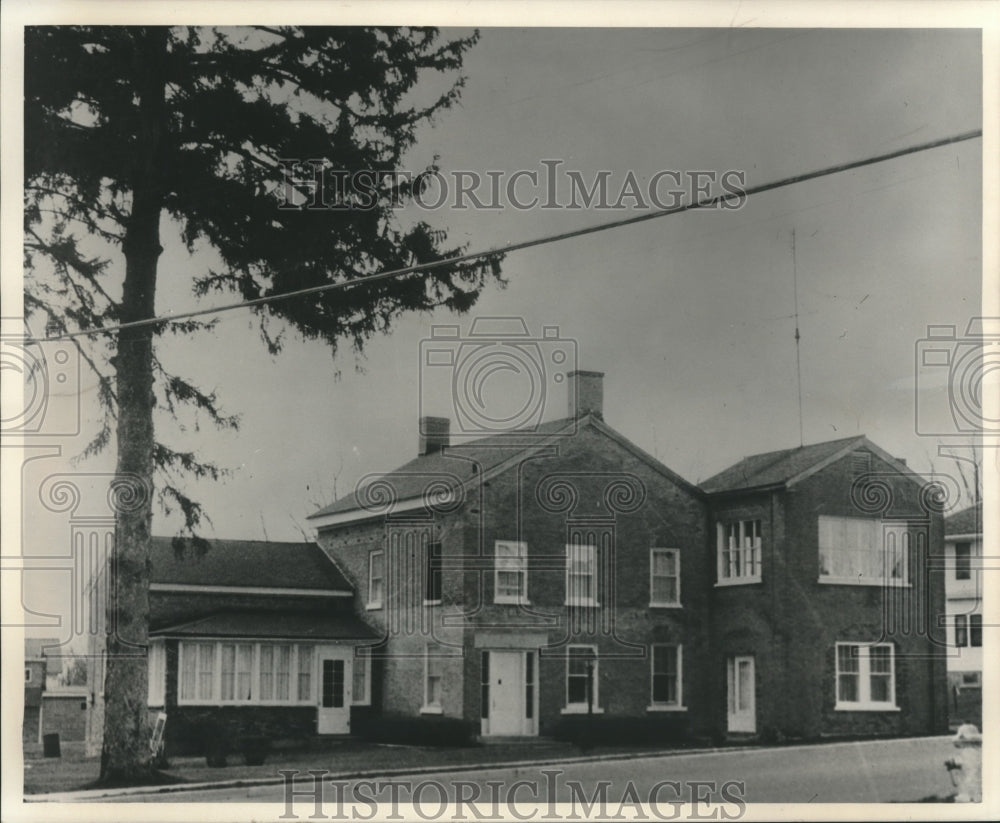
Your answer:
25,738 -> 716,800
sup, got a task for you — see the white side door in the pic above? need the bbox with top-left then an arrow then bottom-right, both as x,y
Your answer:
317,646 -> 352,735
726,655 -> 756,733
488,651 -> 524,736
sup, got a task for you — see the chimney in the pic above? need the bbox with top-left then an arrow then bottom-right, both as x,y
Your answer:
419,416 -> 450,455
568,370 -> 604,420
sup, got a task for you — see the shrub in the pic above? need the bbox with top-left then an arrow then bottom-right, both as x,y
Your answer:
240,735 -> 270,766
551,715 -> 690,748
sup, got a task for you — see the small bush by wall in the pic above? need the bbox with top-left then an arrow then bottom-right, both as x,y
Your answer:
357,714 -> 477,747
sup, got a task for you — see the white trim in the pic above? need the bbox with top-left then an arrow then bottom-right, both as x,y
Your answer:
351,648 -> 371,706
560,706 -> 605,715
309,493 -> 454,529
149,583 -> 351,597
422,643 -> 444,713
945,532 -> 981,541
147,639 -> 166,707
818,516 -> 911,587
367,550 -> 384,609
649,548 -> 681,607
494,540 -> 529,605
819,577 -> 911,588
716,520 -> 763,584
834,642 -> 898,711
649,643 -> 684,709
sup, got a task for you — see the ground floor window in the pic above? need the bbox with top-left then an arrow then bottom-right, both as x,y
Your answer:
352,647 -> 371,705
565,645 -> 599,711
649,644 -> 682,708
178,641 -> 318,705
835,642 -> 897,710
423,644 -> 443,712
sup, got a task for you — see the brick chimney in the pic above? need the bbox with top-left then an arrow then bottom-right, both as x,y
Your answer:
568,370 -> 604,420
419,416 -> 450,455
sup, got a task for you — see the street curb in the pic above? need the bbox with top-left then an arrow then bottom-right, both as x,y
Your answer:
27,735 -> 954,802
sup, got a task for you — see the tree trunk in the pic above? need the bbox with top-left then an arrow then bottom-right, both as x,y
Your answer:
100,27 -> 167,784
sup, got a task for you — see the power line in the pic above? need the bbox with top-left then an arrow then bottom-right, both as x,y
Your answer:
791,227 -> 804,448
30,128 -> 981,345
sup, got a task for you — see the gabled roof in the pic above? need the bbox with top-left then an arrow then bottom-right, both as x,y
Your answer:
700,435 -> 918,494
150,610 -> 378,641
24,638 -> 60,660
945,503 -> 982,537
150,536 -> 350,592
308,414 -> 702,525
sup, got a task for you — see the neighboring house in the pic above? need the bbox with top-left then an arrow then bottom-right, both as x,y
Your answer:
943,503 -> 983,725
86,538 -> 376,755
309,371 -> 710,740
23,638 -> 59,745
309,371 -> 949,740
701,436 -> 949,739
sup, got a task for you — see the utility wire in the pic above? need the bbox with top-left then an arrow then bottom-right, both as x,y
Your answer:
791,227 -> 804,448
29,128 -> 981,345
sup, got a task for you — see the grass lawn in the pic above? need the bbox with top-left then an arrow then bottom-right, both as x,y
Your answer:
24,738 -> 690,795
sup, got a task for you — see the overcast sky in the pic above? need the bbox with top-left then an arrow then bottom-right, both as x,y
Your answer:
10,25 -> 986,646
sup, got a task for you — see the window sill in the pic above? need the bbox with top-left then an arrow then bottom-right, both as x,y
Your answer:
834,703 -> 900,712
646,704 -> 687,712
565,601 -> 601,608
714,578 -> 762,587
420,705 -> 444,715
495,596 -> 531,606
649,602 -> 682,609
365,603 -> 383,611
819,577 -> 910,588
423,600 -> 442,607
561,706 -> 604,715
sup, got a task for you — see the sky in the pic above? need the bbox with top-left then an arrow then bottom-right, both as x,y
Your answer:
5,23 -> 989,648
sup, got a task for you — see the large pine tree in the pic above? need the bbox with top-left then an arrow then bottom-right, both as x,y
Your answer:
24,25 -> 500,782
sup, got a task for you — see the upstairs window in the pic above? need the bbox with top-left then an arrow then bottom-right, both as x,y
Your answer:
970,614 -> 982,648
566,544 -> 598,606
717,520 -> 762,583
367,550 -> 384,609
494,541 -> 528,604
955,615 -> 968,647
425,542 -> 442,604
819,516 -> 909,586
650,548 -> 680,606
954,542 -> 971,580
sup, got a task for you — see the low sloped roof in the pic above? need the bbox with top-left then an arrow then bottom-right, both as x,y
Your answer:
945,503 -> 982,536
150,610 -> 378,641
700,435 -> 868,493
150,536 -> 350,592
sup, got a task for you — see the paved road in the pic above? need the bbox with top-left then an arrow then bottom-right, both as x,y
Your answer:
101,735 -> 959,806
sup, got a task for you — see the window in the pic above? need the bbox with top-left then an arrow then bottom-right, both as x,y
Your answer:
297,645 -> 313,701
835,643 -> 897,710
495,541 -> 529,603
25,668 -> 31,683
955,543 -> 971,580
962,672 -> 982,687
525,652 -> 535,720
219,643 -> 253,702
650,549 -> 680,606
425,541 -> 442,604
352,648 -> 371,705
179,641 -> 316,705
650,645 -> 683,708
850,450 -> 872,477
565,646 -> 598,711
423,645 -> 443,712
368,550 -> 384,608
566,544 -> 598,606
717,520 -> 762,583
955,615 -> 969,647
818,516 -> 909,586
147,640 -> 167,706
970,614 -> 982,648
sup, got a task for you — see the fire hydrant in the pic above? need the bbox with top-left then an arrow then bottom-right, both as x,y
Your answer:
944,723 -> 982,802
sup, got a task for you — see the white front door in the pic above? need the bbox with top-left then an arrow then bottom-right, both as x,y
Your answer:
484,650 -> 536,736
317,646 -> 352,735
727,655 -> 756,733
